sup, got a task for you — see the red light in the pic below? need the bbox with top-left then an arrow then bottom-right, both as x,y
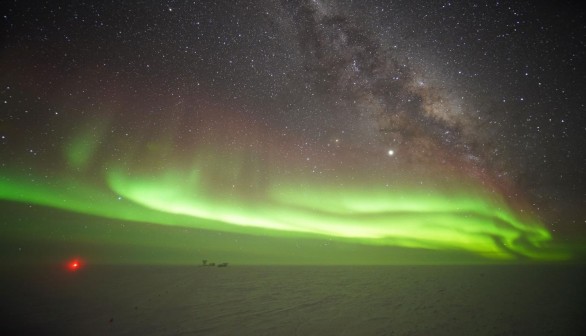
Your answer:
67,258 -> 83,271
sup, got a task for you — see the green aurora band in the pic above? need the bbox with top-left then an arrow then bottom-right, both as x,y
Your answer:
0,119 -> 569,262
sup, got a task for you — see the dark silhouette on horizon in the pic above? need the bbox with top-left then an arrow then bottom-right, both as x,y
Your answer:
202,259 -> 227,267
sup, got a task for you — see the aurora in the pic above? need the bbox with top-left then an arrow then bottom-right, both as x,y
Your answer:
0,116 -> 566,262
1,0 -> 582,266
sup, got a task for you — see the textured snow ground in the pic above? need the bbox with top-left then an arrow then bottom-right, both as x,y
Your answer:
1,265 -> 585,335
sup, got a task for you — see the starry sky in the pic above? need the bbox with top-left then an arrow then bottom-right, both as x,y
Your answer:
1,0 -> 585,265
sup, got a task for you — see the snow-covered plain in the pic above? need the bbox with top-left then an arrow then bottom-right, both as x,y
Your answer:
1,265 -> 585,335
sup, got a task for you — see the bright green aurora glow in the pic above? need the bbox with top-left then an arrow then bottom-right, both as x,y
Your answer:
106,169 -> 554,260
0,122 -> 568,263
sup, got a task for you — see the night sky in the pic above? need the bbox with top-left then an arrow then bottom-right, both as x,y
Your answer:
1,0 -> 585,265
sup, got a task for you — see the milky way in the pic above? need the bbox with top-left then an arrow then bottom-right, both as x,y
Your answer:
1,0 -> 584,264
289,0 -> 477,157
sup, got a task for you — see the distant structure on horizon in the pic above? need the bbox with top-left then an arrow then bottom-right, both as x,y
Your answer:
201,259 -> 228,267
